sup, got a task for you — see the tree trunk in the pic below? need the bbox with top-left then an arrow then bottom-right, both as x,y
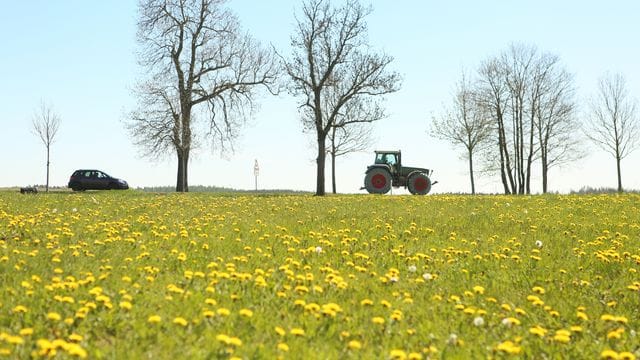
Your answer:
331,152 -> 337,194
526,113 -> 535,194
616,156 -> 622,193
46,145 -> 50,192
468,148 -> 475,195
497,117 -> 514,194
316,134 -> 326,196
176,149 -> 189,192
541,150 -> 548,194
176,150 -> 184,192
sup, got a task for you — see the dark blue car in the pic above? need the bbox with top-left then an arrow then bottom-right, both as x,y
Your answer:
68,170 -> 129,191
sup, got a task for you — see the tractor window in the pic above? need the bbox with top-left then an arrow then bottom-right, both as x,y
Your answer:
375,153 -> 397,166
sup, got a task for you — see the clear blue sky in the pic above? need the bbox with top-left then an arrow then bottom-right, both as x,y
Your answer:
1,0 -> 639,193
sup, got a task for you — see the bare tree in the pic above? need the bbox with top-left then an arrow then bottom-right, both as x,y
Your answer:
32,101 -> 61,192
477,44 -> 579,194
128,0 -> 279,192
477,57 -> 513,194
328,123 -> 375,194
533,58 -> 581,193
284,0 -> 401,196
586,73 -> 639,192
432,72 -> 492,194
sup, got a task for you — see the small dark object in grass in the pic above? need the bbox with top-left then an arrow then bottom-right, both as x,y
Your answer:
20,186 -> 38,194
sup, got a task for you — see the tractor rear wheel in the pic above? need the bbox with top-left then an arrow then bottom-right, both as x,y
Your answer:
408,173 -> 431,195
364,168 -> 391,194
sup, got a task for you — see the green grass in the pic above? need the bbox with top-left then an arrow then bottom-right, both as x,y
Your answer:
1,191 -> 639,359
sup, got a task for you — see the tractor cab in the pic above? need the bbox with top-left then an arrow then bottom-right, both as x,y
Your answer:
374,150 -> 401,174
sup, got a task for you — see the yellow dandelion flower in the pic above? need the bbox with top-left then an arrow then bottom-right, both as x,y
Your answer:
119,301 -> 132,310
173,317 -> 188,327
529,326 -> 547,337
239,309 -> 253,318
607,328 -> 624,340
68,333 -> 83,342
389,349 -> 407,360
615,316 -> 628,324
495,341 -> 521,355
203,310 -> 215,318
216,308 -> 231,316
600,314 -> 616,322
577,311 -> 589,321
360,299 -> 374,306
148,315 -> 161,323
12,305 -> 28,314
619,352 -> 636,360
229,337 -> 242,347
570,325 -> 583,333
204,298 -> 217,306
372,317 -> 385,325
19,328 -> 34,336
472,285 -> 485,294
290,328 -> 305,336
348,340 -> 362,350
275,326 -> 286,337
600,349 -> 619,360
502,317 -> 520,326
47,312 -> 62,321
553,330 -> 571,343
65,343 -> 88,359
216,334 -> 231,344
277,343 -> 289,352
5,336 -> 24,345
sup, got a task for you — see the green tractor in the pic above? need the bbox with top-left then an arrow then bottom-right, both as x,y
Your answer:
363,150 -> 437,195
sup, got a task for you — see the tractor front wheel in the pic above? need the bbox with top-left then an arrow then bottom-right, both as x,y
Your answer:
364,168 -> 391,194
408,173 -> 432,195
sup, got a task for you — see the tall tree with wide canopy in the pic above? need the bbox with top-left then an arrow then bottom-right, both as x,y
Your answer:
284,0 -> 401,196
129,0 -> 279,192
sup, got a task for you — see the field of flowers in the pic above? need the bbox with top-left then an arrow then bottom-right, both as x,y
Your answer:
1,191 -> 639,359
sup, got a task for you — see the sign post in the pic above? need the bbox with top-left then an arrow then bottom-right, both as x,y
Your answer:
254,159 -> 259,191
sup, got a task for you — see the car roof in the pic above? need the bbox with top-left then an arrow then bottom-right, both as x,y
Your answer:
374,150 -> 401,154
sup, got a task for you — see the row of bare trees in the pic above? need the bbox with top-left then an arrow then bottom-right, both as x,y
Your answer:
127,0 -> 399,195
433,44 -> 639,194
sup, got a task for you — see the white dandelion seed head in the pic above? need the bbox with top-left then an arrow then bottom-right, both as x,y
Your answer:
501,318 -> 514,327
535,240 -> 543,248
447,333 -> 458,344
473,316 -> 485,327
408,265 -> 417,273
315,246 -> 322,253
422,273 -> 433,281
390,276 -> 399,283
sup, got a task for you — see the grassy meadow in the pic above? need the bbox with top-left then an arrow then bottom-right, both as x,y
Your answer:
1,191 -> 639,359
